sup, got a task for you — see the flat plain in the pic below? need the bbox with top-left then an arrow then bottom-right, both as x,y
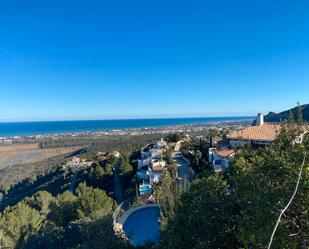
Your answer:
0,144 -> 80,169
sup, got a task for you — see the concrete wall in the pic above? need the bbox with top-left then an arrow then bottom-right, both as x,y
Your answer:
117,204 -> 160,226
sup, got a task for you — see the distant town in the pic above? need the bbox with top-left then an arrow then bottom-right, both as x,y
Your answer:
0,119 -> 252,144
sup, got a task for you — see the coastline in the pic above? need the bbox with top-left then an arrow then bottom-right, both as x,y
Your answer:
0,118 -> 253,143
0,118 -> 253,189
0,117 -> 254,139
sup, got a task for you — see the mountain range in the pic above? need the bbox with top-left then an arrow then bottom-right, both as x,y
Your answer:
264,104 -> 309,122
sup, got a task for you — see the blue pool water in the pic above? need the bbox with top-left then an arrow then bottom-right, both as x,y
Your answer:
123,207 -> 160,246
139,185 -> 152,195
0,117 -> 253,137
140,185 -> 151,191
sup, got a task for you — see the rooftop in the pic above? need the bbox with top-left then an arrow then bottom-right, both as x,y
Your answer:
228,122 -> 309,142
228,123 -> 280,142
215,149 -> 235,158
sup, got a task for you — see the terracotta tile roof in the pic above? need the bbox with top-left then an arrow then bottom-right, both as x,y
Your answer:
215,149 -> 235,158
228,123 -> 281,142
300,124 -> 309,133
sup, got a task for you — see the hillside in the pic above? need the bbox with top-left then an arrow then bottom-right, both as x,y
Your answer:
264,104 -> 309,122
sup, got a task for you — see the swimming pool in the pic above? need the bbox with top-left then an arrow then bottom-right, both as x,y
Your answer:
140,185 -> 151,191
123,207 -> 160,246
139,184 -> 152,195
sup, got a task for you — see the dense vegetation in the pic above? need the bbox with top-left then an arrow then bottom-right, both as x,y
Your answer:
181,137 -> 212,173
265,103 -> 309,122
0,134 -> 163,205
161,124 -> 309,249
0,183 -> 131,249
0,134 -> 163,187
0,127 -> 308,248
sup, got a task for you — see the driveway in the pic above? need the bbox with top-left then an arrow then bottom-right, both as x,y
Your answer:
173,142 -> 194,192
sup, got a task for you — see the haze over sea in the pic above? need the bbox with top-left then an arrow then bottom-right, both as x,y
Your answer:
0,117 -> 253,137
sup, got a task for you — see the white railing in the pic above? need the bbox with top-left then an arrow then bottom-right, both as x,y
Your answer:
113,196 -> 160,238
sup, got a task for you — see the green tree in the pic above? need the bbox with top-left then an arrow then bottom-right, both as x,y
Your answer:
231,124 -> 309,248
0,203 -> 44,249
119,154 -> 133,174
165,133 -> 183,143
193,150 -> 202,166
297,101 -> 303,123
75,215 -> 133,249
24,191 -> 54,216
108,155 -> 117,165
164,149 -> 174,166
23,215 -> 132,249
48,191 -> 78,227
207,129 -> 219,147
0,183 -> 10,195
154,170 -> 181,229
161,175 -> 239,249
289,110 -> 295,122
75,183 -> 115,219
94,165 -> 105,178
103,163 -> 113,175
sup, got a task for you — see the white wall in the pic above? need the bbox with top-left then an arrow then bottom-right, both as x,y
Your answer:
149,172 -> 163,184
137,171 -> 149,181
138,158 -> 151,170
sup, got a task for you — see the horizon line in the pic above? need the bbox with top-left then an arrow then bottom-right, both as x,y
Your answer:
0,115 -> 256,124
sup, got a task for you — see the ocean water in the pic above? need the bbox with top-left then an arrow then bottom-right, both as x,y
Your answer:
0,117 -> 253,137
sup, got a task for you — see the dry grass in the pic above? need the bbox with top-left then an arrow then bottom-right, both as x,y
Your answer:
0,144 -> 81,169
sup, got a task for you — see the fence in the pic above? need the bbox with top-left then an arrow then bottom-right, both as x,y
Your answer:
113,195 -> 159,238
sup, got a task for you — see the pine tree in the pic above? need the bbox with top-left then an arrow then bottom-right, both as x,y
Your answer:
154,171 -> 181,229
75,182 -> 115,219
297,101 -> 303,123
288,110 -> 294,122
0,203 -> 44,248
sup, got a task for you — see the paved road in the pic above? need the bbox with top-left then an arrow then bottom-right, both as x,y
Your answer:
113,160 -> 124,204
173,142 -> 194,192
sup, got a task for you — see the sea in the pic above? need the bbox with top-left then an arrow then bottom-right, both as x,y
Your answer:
0,117 -> 254,137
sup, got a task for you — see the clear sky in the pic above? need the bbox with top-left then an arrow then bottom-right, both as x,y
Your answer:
0,0 -> 308,121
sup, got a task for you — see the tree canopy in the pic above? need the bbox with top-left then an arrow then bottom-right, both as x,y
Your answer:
161,124 -> 309,249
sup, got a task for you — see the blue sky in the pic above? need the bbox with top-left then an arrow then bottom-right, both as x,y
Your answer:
0,0 -> 308,121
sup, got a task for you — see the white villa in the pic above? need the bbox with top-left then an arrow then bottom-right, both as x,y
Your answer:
138,141 -> 165,169
208,113 -> 278,172
63,156 -> 93,170
137,139 -> 168,195
208,113 -> 277,173
209,113 -> 308,173
208,148 -> 235,173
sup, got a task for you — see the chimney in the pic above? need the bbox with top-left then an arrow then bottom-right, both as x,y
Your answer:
256,113 -> 264,126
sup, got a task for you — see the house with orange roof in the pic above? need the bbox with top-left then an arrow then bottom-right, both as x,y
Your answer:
208,114 -> 278,172
228,113 -> 281,147
208,148 -> 235,172
228,113 -> 308,148
209,113 -> 308,173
